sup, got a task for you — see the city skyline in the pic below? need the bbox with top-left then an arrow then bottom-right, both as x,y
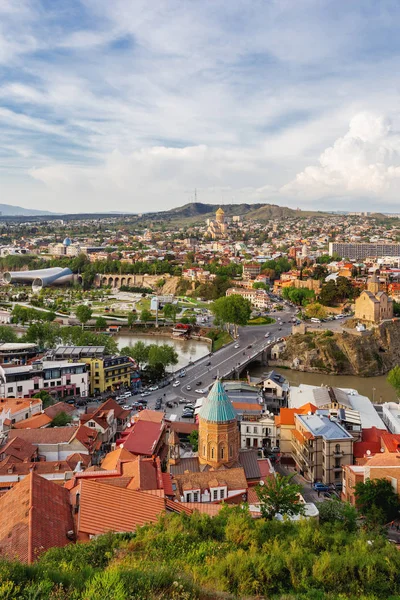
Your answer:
2,1 -> 400,213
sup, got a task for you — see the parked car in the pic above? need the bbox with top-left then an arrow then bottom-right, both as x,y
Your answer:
182,411 -> 194,418
166,401 -> 173,408
186,385 -> 192,391
179,398 -> 187,404
172,381 -> 180,387
179,370 -> 186,377
122,405 -> 132,410
184,403 -> 195,410
206,361 -> 211,366
196,388 -> 207,394
196,381 -> 202,386
141,391 -> 151,397
313,483 -> 330,492
247,344 -> 252,349
155,399 -> 162,410
148,385 -> 159,391
234,343 -> 240,349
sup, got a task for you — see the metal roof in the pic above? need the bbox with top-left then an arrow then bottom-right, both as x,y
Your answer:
199,380 -> 237,423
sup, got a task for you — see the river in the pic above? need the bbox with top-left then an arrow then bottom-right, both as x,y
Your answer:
115,333 -> 210,370
250,365 -> 398,403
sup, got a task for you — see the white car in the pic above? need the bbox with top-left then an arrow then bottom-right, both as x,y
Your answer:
141,391 -> 151,397
148,385 -> 159,391
234,343 -> 240,349
172,381 -> 180,387
186,385 -> 192,390
264,332 -> 270,338
122,405 -> 132,410
196,388 -> 207,394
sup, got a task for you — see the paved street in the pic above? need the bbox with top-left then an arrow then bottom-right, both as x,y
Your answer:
119,306 -> 298,421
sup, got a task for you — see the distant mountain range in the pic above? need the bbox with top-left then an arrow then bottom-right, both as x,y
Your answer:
137,202 -> 327,223
0,204 -> 54,216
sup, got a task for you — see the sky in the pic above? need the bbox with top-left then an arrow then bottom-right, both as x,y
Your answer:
2,1 -> 400,214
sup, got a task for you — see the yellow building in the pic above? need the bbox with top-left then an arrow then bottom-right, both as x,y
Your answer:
355,272 -> 393,323
79,356 -> 136,395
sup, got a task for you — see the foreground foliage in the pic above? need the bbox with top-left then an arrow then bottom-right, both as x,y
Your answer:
0,506 -> 399,599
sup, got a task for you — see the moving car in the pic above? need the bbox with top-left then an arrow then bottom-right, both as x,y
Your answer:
186,385 -> 192,390
155,399 -> 162,410
166,401 -> 173,408
264,332 -> 270,338
141,391 -> 151,397
234,343 -> 240,349
196,388 -> 207,394
247,344 -> 252,349
179,370 -> 186,377
172,381 -> 180,387
122,405 -> 132,410
196,381 -> 202,386
206,361 -> 211,366
148,385 -> 159,391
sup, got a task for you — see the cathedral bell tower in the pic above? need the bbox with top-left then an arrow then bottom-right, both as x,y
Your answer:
198,380 -> 239,469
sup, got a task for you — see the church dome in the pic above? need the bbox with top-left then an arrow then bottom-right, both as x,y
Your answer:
199,380 -> 236,423
63,237 -> 72,247
216,207 -> 225,216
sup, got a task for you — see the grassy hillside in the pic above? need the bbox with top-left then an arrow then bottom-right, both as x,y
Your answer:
138,201 -> 329,225
1,505 -> 399,599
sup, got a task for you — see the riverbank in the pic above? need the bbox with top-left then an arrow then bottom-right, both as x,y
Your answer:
250,364 -> 397,403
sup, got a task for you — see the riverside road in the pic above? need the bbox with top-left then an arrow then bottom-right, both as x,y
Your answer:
125,306 -> 298,420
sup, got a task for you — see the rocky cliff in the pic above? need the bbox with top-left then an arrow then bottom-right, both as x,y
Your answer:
279,321 -> 400,376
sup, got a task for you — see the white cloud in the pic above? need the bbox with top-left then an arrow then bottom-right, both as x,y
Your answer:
281,112 -> 400,201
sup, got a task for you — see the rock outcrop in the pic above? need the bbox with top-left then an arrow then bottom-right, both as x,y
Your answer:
279,321 -> 400,377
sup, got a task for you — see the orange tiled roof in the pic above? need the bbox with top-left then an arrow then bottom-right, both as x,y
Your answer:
101,447 -> 136,471
0,472 -> 74,563
13,414 -> 52,429
0,398 -> 41,416
0,437 -> 37,461
184,502 -> 223,516
134,409 -> 164,423
232,402 -> 262,412
76,479 -> 166,536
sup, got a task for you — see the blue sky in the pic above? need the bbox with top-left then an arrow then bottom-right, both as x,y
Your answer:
2,0 -> 400,213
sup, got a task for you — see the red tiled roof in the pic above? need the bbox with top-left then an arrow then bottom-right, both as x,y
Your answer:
135,409 -> 164,423
0,472 -> 74,563
0,437 -> 37,461
44,402 -> 76,419
76,479 -> 166,536
122,421 -> 165,456
381,432 -> 400,453
257,459 -> 273,479
8,427 -> 78,444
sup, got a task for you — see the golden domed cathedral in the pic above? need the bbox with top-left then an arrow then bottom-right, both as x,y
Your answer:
206,207 -> 228,239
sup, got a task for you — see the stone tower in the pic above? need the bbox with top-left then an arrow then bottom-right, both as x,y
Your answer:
367,272 -> 380,294
198,380 -> 239,469
216,207 -> 225,224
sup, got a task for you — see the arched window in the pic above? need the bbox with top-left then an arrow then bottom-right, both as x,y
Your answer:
221,447 -> 224,459
203,446 -> 205,456
211,447 -> 214,459
229,445 -> 233,457
335,444 -> 340,453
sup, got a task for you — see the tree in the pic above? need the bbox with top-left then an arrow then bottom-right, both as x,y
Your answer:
0,326 -> 18,343
354,478 -> 400,526
147,343 -> 178,378
51,411 -> 72,427
304,302 -> 327,319
33,391 -> 53,409
76,305 -> 93,330
24,322 -> 60,349
312,264 -> 328,280
388,366 -> 400,397
253,282 -> 269,291
393,301 -> 400,317
121,341 -> 149,367
188,430 -> 199,451
163,303 -> 179,323
140,308 -> 152,325
212,295 -> 252,337
318,499 -> 357,532
255,473 -> 305,520
95,316 -> 107,331
127,312 -> 137,329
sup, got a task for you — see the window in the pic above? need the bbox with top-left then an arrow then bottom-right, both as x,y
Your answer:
57,381 -> 61,386
44,382 -> 48,388
203,446 -> 205,456
17,386 -> 22,393
185,492 -> 192,502
211,447 -> 214,459
193,492 -> 199,502
246,426 -> 250,433
33,383 -> 39,390
213,489 -> 218,500
253,427 -> 258,434
25,413 -> 28,419
335,444 -> 341,453
220,489 -> 225,499
221,447 -> 224,459
7,387 -> 12,393
50,382 -> 55,387
88,421 -> 96,428
229,445 -> 233,457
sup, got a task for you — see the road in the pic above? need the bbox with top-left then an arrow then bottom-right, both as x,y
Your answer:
122,306 -> 298,421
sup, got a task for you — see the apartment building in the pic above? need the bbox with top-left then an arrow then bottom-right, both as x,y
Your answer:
292,412 -> 354,485
240,413 -> 277,450
80,355 -> 138,395
329,242 -> 400,260
226,287 -> 270,309
1,361 -> 88,399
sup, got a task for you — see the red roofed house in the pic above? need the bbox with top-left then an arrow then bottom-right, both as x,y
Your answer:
120,420 -> 165,457
0,472 -> 74,563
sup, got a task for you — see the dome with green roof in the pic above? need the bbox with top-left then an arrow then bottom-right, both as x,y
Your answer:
199,380 -> 237,423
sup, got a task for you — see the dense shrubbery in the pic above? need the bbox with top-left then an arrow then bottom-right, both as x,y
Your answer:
1,506 -> 400,599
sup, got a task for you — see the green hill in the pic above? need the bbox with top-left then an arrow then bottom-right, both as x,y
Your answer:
138,202 -> 328,224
